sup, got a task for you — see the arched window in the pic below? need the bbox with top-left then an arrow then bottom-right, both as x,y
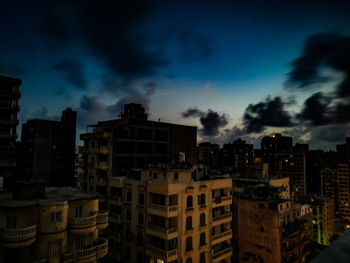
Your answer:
200,213 -> 206,226
138,193 -> 144,205
187,196 -> 193,208
186,237 -> 192,251
200,232 -> 206,246
186,257 -> 192,263
200,252 -> 206,263
186,216 -> 192,230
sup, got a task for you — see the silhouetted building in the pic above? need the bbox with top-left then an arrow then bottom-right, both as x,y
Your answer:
261,134 -> 293,175
19,108 -> 76,186
274,153 -> 306,201
337,163 -> 350,221
198,142 -> 219,169
222,138 -> 253,175
0,76 -> 21,190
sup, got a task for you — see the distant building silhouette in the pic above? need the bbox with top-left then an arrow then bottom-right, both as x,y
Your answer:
19,108 -> 76,186
0,76 -> 21,190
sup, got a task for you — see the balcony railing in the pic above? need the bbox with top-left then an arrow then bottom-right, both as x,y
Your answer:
148,245 -> 177,258
69,213 -> 96,228
213,195 -> 232,204
62,252 -> 74,263
0,224 -> 37,240
213,247 -> 232,259
212,229 -> 232,240
97,238 -> 109,259
149,203 -> 178,213
77,247 -> 96,260
148,224 -> 178,234
213,212 -> 232,221
96,211 -> 108,225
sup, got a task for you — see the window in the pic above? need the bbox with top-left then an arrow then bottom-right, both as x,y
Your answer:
186,257 -> 192,263
126,210 -> 131,221
50,212 -> 62,223
187,196 -> 193,208
6,216 -> 16,229
174,173 -> 179,181
200,232 -> 206,246
75,206 -> 83,218
199,194 -> 206,206
153,172 -> 158,179
48,242 -> 61,257
200,252 -> 206,263
186,237 -> 192,251
138,213 -> 144,225
75,236 -> 84,249
139,193 -> 144,205
186,216 -> 192,230
137,233 -> 143,246
126,191 -> 132,203
137,252 -> 143,263
200,213 -> 206,226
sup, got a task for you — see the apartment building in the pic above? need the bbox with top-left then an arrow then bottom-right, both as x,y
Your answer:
0,181 -> 108,263
336,163 -> 350,221
19,108 -> 77,186
234,185 -> 311,263
309,196 -> 335,246
107,167 -> 232,263
0,75 -> 21,190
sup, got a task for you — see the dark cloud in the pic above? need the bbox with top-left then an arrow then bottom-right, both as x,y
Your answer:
53,59 -> 86,89
40,0 -> 167,81
31,107 -> 60,121
297,92 -> 331,126
76,81 -> 157,128
242,96 -> 294,133
182,108 -> 228,136
311,124 -> 349,143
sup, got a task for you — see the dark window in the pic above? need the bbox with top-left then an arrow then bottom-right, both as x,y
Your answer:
200,252 -> 206,263
174,173 -> 179,181
187,196 -> 193,208
126,210 -> 131,221
200,213 -> 206,226
186,237 -> 192,251
186,216 -> 192,230
200,232 -> 206,246
186,257 -> 192,263
75,206 -> 83,218
127,191 -> 132,202
6,216 -> 16,229
199,194 -> 206,205
138,213 -> 144,225
137,233 -> 143,246
139,193 -> 144,205
50,212 -> 62,223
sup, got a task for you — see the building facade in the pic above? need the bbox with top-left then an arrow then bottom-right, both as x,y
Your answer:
107,168 -> 232,263
0,181 -> 108,263
0,76 -> 21,190
19,108 -> 77,186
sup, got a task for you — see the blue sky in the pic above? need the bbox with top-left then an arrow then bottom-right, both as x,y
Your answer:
1,0 -> 350,149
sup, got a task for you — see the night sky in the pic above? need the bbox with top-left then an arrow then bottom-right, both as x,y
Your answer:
1,0 -> 350,149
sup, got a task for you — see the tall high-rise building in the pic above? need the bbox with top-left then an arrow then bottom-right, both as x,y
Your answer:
198,142 -> 219,169
222,138 -> 253,175
0,76 -> 21,189
336,163 -> 350,221
19,108 -> 77,186
0,181 -> 108,263
107,168 -> 232,263
273,153 -> 306,201
261,134 -> 293,176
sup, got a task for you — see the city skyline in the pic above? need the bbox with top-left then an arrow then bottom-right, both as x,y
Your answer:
1,1 -> 350,150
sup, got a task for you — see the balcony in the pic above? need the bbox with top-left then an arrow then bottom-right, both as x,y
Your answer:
96,211 -> 108,230
96,238 -> 109,259
147,224 -> 178,239
212,212 -> 232,226
212,195 -> 232,207
147,245 -> 177,262
212,247 -> 232,262
212,230 -> 232,245
95,162 -> 109,171
63,238 -> 108,263
69,213 -> 97,235
148,203 -> 178,217
0,224 -> 37,248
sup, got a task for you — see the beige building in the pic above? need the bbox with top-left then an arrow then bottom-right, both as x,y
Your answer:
0,181 -> 108,263
234,185 -> 311,263
107,167 -> 232,263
